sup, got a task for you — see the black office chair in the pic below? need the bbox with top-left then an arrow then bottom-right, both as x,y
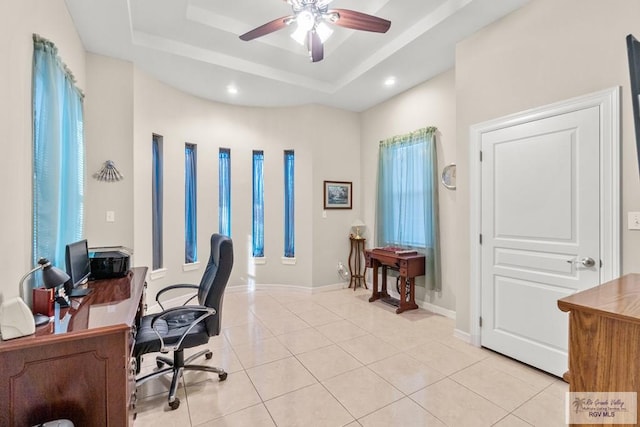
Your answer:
134,234 -> 233,410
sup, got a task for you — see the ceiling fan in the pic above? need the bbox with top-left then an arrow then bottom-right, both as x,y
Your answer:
239,0 -> 391,63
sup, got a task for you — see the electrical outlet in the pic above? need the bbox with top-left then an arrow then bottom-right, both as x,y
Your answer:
628,212 -> 640,230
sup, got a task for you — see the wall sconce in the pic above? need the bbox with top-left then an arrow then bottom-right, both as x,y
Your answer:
94,160 -> 124,182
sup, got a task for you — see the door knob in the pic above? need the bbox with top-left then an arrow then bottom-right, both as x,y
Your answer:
567,257 -> 596,268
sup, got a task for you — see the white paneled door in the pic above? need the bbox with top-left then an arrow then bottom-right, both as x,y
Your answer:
480,106 -> 601,377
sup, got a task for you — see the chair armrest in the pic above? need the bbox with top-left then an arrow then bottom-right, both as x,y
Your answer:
148,305 -> 216,352
149,305 -> 215,326
155,284 -> 199,310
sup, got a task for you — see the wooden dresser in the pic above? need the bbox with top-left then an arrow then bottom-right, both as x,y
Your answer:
558,273 -> 640,427
0,266 -> 147,427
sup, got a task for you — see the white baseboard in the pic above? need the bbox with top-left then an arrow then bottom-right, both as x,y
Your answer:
384,288 -> 456,320
420,301 -> 456,320
150,282 -> 457,321
225,282 -> 350,295
453,328 -> 472,344
309,282 -> 350,294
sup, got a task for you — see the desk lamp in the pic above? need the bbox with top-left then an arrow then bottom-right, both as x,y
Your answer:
0,258 -> 70,340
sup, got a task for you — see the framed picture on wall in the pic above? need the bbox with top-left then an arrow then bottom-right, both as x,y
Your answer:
324,181 -> 352,209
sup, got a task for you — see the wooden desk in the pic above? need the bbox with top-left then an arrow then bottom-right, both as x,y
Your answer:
0,266 -> 147,427
558,273 -> 640,427
365,249 -> 425,314
348,237 -> 367,290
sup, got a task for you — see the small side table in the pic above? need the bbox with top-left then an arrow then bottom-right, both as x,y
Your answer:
348,236 -> 367,290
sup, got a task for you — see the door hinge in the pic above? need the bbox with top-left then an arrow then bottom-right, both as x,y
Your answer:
600,259 -> 603,268
479,234 -> 483,244
480,151 -> 483,161
479,316 -> 483,327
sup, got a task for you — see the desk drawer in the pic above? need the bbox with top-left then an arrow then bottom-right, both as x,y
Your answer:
399,260 -> 408,276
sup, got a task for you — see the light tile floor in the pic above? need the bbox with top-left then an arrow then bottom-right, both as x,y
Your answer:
134,287 -> 567,426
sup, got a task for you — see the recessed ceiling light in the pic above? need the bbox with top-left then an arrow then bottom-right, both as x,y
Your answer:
227,85 -> 238,95
384,76 -> 396,87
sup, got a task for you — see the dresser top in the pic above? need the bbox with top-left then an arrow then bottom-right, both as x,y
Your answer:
558,273 -> 640,322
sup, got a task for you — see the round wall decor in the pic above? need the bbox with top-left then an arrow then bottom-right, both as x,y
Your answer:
441,163 -> 456,190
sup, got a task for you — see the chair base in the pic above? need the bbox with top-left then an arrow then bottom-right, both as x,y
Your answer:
136,348 -> 227,410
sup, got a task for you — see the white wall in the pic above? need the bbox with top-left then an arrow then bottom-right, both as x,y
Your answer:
84,54 -> 134,250
455,0 -> 640,333
129,66 -> 361,298
360,70 -> 457,312
0,0 -> 86,303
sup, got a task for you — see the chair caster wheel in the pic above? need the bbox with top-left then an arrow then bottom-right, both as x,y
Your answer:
219,372 -> 228,381
205,351 -> 213,360
169,398 -> 180,410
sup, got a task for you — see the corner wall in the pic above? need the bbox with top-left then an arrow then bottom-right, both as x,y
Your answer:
455,0 -> 640,333
84,53 -> 134,251
130,67 -> 361,298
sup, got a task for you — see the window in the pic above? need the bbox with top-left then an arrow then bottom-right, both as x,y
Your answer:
219,148 -> 231,236
185,143 -> 197,263
376,127 -> 441,290
284,150 -> 295,258
32,35 -> 84,268
252,150 -> 265,258
152,135 -> 163,270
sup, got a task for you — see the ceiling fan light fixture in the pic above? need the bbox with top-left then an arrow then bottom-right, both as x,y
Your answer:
290,26 -> 308,45
239,0 -> 391,63
316,21 -> 333,43
297,10 -> 316,32
316,0 -> 335,8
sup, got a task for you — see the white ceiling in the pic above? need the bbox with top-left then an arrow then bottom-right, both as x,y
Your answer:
65,0 -> 529,112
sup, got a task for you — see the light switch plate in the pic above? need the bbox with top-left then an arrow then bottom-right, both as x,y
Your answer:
106,210 -> 115,223
628,212 -> 640,230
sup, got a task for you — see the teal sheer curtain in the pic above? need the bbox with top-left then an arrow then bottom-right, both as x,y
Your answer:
375,127 -> 441,291
32,34 -> 84,270
219,148 -> 231,237
284,150 -> 295,258
252,151 -> 265,257
185,144 -> 197,263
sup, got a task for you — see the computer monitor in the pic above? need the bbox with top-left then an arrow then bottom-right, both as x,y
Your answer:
64,239 -> 92,298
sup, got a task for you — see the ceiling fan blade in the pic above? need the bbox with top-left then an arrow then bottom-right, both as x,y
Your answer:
239,16 -> 292,41
309,31 -> 324,62
330,9 -> 391,33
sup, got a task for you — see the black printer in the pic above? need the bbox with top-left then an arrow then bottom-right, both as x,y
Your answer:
89,246 -> 131,279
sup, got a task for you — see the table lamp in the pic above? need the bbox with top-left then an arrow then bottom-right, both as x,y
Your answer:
0,258 -> 70,340
351,219 -> 366,239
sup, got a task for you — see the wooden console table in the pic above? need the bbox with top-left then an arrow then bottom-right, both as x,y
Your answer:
348,236 -> 367,290
558,273 -> 640,427
0,266 -> 147,427
365,249 -> 425,314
